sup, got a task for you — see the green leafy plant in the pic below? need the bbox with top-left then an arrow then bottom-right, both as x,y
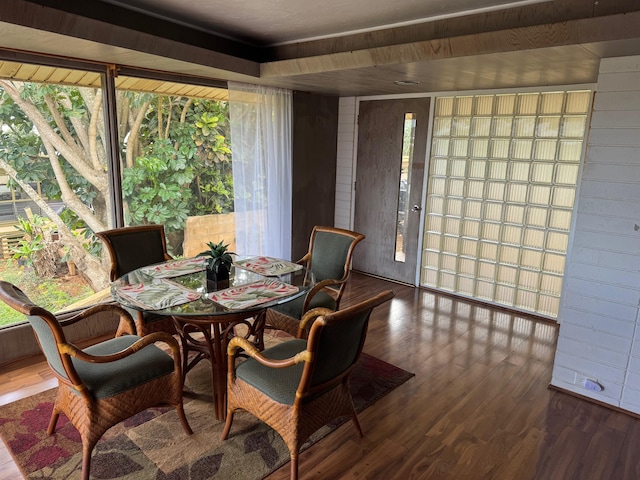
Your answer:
198,240 -> 233,273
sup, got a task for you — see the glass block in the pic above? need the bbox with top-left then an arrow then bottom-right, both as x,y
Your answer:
555,164 -> 579,185
459,258 -> 477,276
488,161 -> 508,180
474,95 -> 494,115
455,96 -> 473,116
495,94 -> 516,115
527,207 -> 548,227
546,231 -> 569,252
511,139 -> 533,160
521,249 -> 542,269
516,289 -> 537,311
464,200 -> 482,219
509,163 -> 530,182
549,210 -> 572,230
496,285 -> 515,305
461,238 -> 479,256
436,97 -> 454,116
499,245 -> 520,265
543,252 -> 566,274
431,138 -> 450,156
476,280 -> 495,300
444,217 -> 461,235
470,139 -> 489,158
425,232 -> 442,250
478,261 -> 496,280
502,225 -> 522,245
450,138 -> 469,157
486,182 -> 505,201
471,117 -> 491,137
540,92 -> 564,114
483,203 -> 503,222
426,214 -> 443,233
531,162 -> 554,182
427,196 -> 444,214
507,183 -> 528,203
430,177 -> 446,195
431,158 -> 448,176
517,93 -> 539,114
424,251 -> 440,269
439,271 -> 456,291
467,180 -> 485,199
513,116 -> 536,137
533,140 -> 557,161
492,117 -> 513,137
519,270 -> 539,290
529,185 -> 551,205
489,139 -> 510,158
552,187 -> 576,208
538,295 -> 559,317
557,140 -> 583,162
462,221 -> 480,239
565,91 -> 591,114
561,116 -> 587,138
468,160 -> 487,178
540,273 -> 563,295
523,228 -> 545,249
452,117 -> 471,136
441,253 -> 457,271
433,117 -> 452,136
448,178 -> 465,197
450,159 -> 466,177
535,116 -> 561,138
421,268 -> 438,286
445,197 -> 463,216
504,204 -> 525,224
497,265 -> 517,285
458,277 -> 476,296
482,222 -> 500,241
479,241 -> 498,261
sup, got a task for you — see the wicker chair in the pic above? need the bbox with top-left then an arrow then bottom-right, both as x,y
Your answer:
222,289 -> 394,480
266,225 -> 365,338
0,281 -> 192,480
96,224 -> 176,336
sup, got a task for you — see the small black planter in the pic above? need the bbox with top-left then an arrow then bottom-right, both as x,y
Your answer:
206,265 -> 230,291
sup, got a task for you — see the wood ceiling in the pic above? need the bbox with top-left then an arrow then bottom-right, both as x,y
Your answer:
0,0 -> 640,96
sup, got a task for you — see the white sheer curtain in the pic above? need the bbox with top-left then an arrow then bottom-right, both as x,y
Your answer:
228,82 -> 292,259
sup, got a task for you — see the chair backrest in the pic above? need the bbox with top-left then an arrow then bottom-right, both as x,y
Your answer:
307,226 -> 365,296
296,289 -> 394,403
0,281 -> 71,382
96,224 -> 172,281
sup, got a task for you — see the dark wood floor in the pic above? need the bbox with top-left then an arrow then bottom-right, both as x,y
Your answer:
2,272 -> 640,479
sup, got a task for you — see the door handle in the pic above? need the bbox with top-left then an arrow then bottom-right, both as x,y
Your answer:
411,205 -> 422,212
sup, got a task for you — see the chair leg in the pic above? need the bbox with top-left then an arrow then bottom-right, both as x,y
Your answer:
221,409 -> 235,439
175,403 -> 193,435
47,410 -> 60,435
81,440 -> 95,480
290,451 -> 299,480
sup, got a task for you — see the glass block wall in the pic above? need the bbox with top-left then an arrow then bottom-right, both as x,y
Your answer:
421,91 -> 591,318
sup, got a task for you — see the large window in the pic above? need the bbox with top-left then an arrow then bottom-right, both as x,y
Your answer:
421,91 -> 591,318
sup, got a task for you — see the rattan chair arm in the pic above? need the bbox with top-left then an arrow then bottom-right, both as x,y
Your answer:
227,336 -> 310,372
297,307 -> 334,338
56,303 -> 135,333
301,278 -> 343,312
59,332 -> 180,365
295,252 -> 311,265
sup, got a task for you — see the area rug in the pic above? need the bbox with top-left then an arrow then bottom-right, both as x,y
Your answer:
0,353 -> 413,479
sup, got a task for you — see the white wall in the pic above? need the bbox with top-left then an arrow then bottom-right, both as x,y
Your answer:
334,97 -> 357,230
550,55 -> 640,413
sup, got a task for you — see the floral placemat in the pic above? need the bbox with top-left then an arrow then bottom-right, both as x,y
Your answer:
114,279 -> 202,310
208,279 -> 299,310
234,256 -> 302,276
138,257 -> 207,279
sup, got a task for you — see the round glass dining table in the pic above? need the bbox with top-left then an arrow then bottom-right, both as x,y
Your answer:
111,254 -> 315,420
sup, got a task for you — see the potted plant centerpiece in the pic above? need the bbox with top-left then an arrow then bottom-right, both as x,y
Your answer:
198,240 -> 233,286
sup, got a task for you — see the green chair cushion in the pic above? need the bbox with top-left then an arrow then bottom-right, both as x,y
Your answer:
235,339 -> 307,405
72,336 -> 175,399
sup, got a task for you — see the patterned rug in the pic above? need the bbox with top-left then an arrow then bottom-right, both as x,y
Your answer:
0,353 -> 413,479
